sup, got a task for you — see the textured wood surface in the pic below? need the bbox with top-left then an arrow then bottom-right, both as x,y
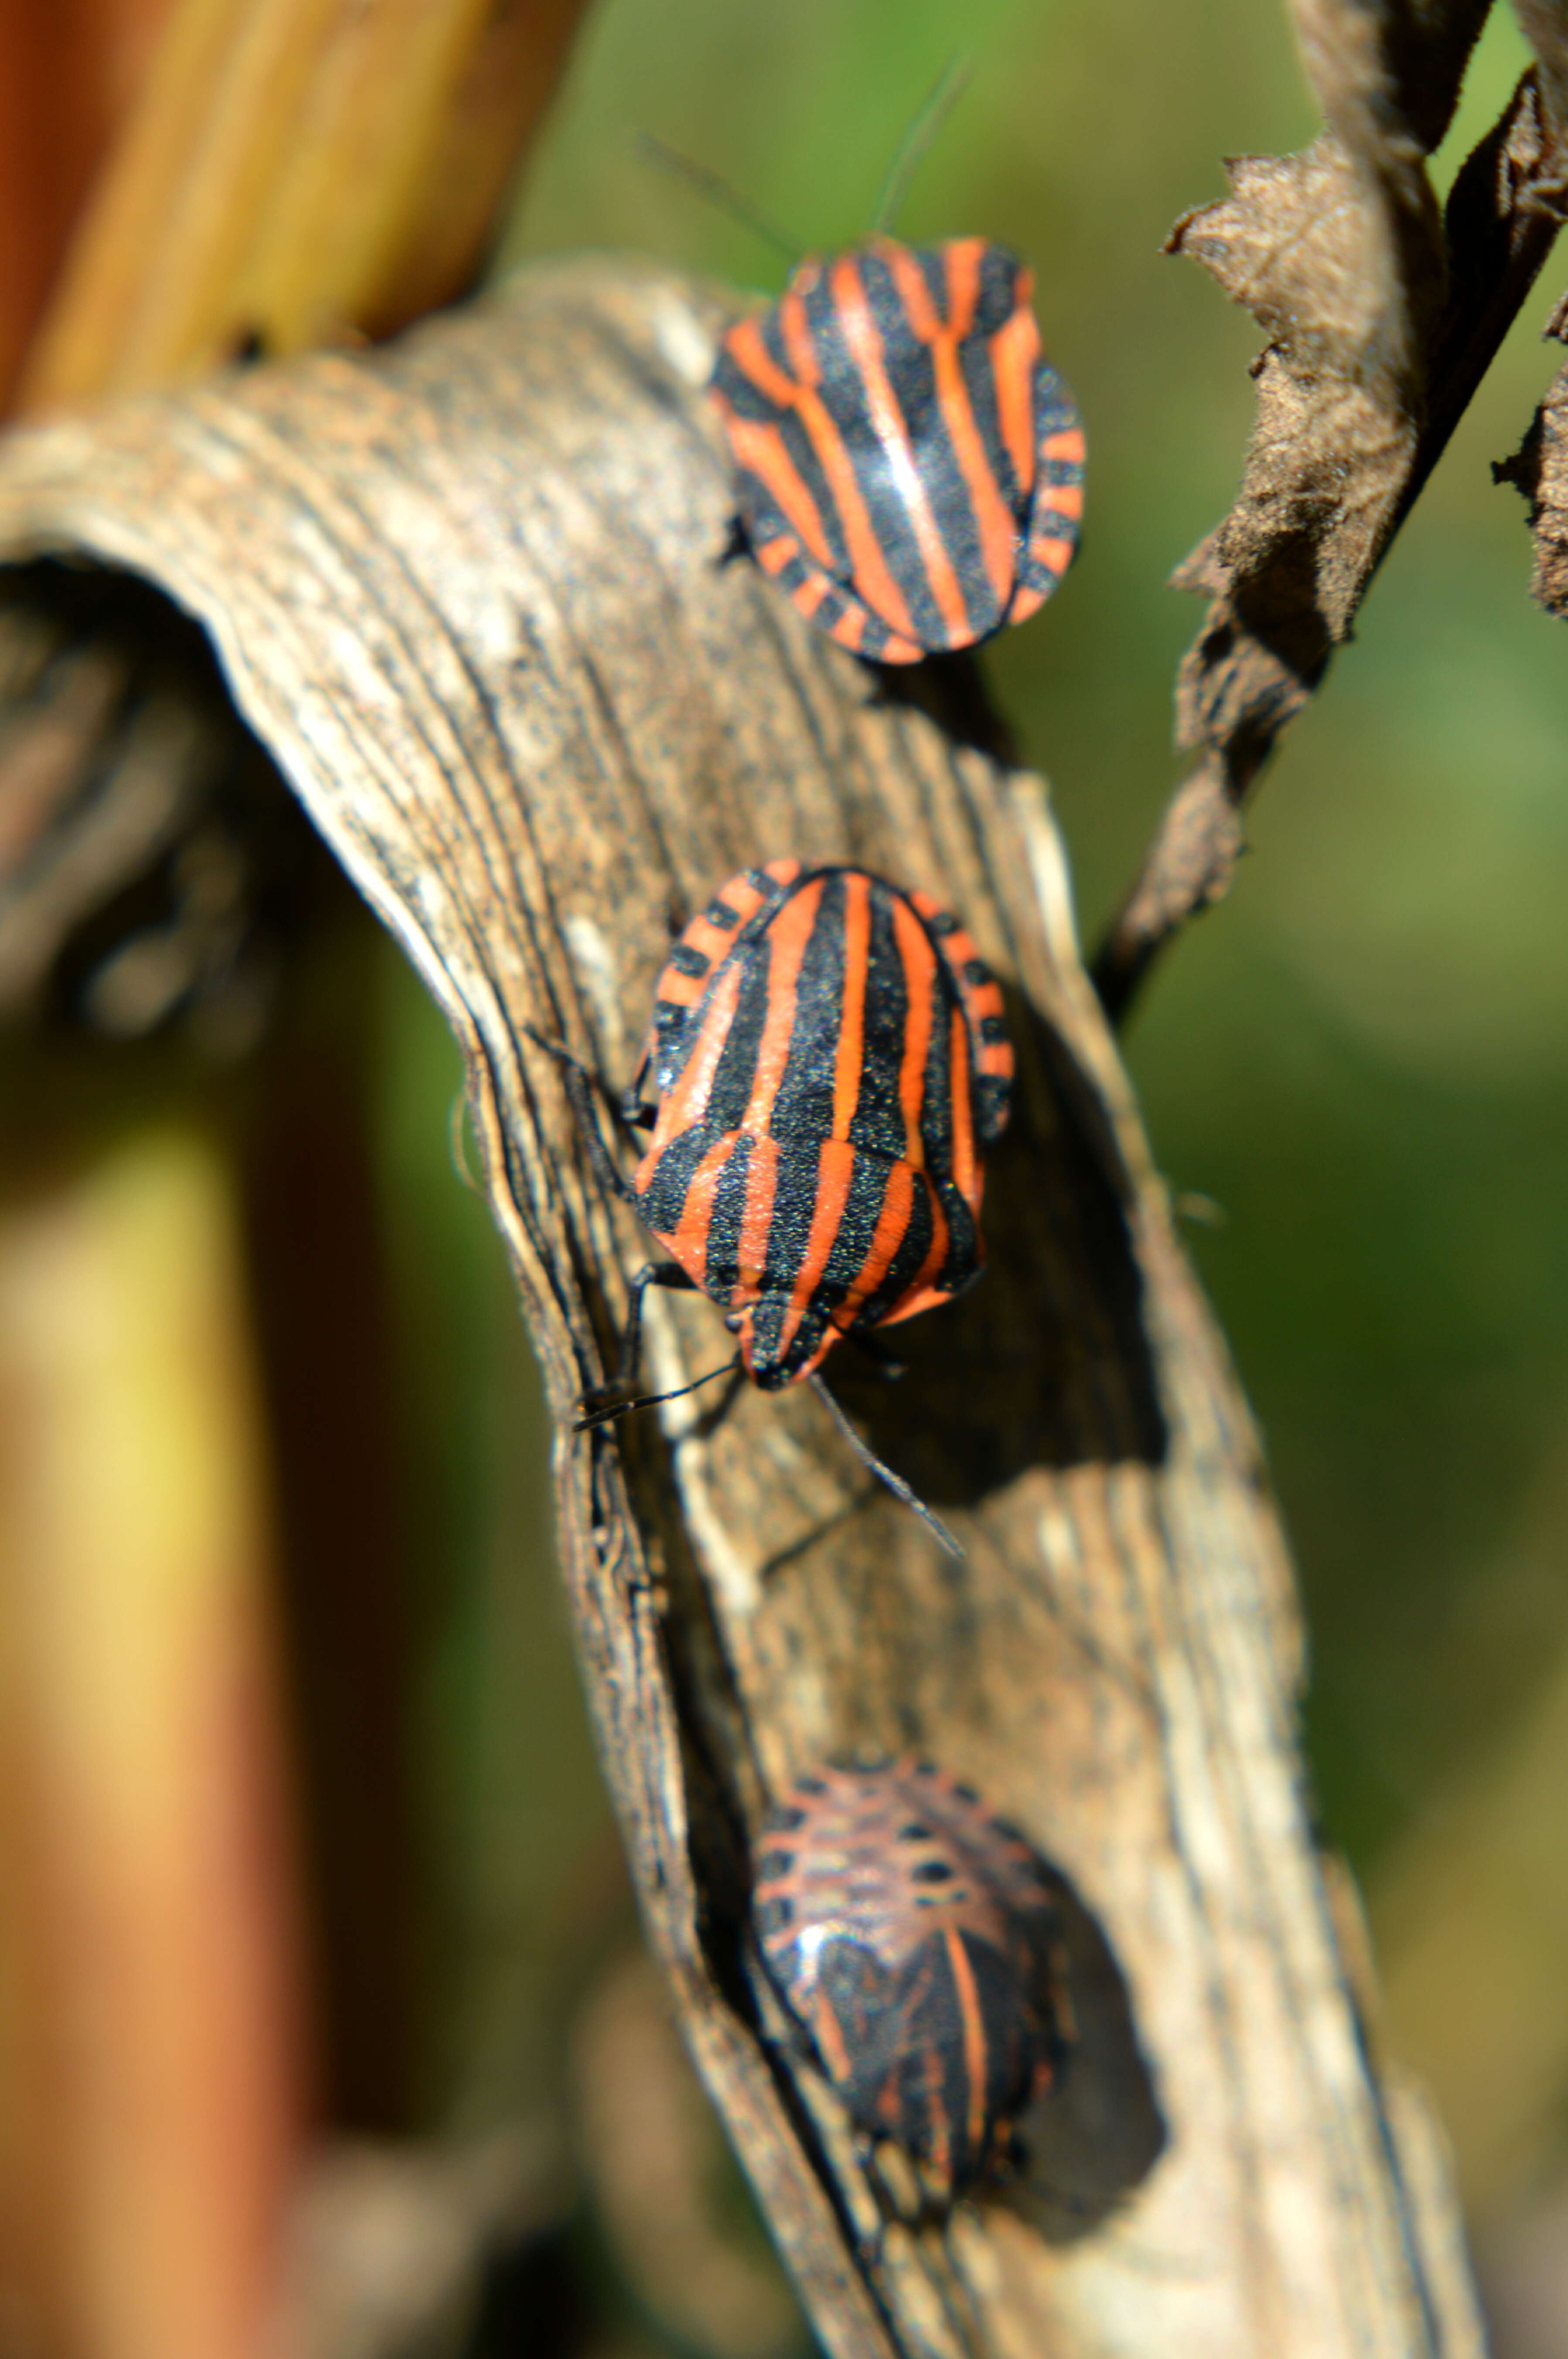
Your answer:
0,259 -> 1486,2358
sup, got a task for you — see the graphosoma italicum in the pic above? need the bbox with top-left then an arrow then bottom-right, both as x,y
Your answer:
531,860 -> 1013,1551
630,859 -> 1011,1385
753,1760 -> 1068,2195
711,239 -> 1085,664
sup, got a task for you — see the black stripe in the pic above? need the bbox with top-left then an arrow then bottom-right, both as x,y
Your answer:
653,886 -> 785,1100
715,320 -> 856,584
703,1133 -> 752,1301
959,245 -> 1033,517
824,256 -> 970,647
913,939 -> 956,1183
1034,361 -> 1083,458
848,881 -> 912,1161
864,245 -> 1004,638
849,1174 -> 939,1331
651,995 -> 697,1081
768,872 -> 846,1145
696,935 -> 771,1126
810,1148 -> 895,1321
635,1122 -> 719,1238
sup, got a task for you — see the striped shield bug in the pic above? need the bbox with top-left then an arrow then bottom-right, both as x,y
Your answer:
752,1760 -> 1069,2196
529,859 -> 1014,1555
711,238 -> 1086,666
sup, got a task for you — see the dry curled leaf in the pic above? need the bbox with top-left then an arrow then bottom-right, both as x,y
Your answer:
0,260 -> 1490,2358
1498,342 -> 1568,609
1096,0 -> 1568,1017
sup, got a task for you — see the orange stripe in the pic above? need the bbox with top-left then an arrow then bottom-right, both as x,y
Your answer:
775,284 -> 923,644
812,1988 -> 853,2086
723,410 -> 839,572
892,241 -> 1016,609
666,1131 -> 735,1284
649,959 -> 743,1152
945,1926 -> 991,2165
834,250 -> 970,641
740,876 -> 823,1135
834,1160 -> 915,1326
831,872 -> 871,1139
734,1132 -> 779,1299
1028,534 -> 1076,577
678,913 -> 737,967
707,869 -> 769,926
877,1198 -> 956,1329
1044,479 -> 1085,521
753,531 -> 803,575
775,1138 -> 855,1360
989,297 -> 1040,493
1041,424 -> 1086,466
947,1005 -> 979,1211
830,602 -> 873,655
892,897 -> 937,1166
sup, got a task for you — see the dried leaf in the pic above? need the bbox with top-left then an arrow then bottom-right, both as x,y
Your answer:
1499,356 -> 1568,609
1097,7 -> 1566,1018
0,260 -> 1489,2358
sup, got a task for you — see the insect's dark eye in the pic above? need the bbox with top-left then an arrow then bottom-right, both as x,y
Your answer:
912,1859 -> 956,1884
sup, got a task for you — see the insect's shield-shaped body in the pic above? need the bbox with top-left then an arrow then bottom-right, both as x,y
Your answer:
626,861 -> 1013,1388
711,238 -> 1085,662
752,1760 -> 1068,2196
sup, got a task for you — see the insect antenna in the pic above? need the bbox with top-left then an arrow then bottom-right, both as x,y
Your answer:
638,132 -> 801,265
810,1376 -> 963,1559
576,1354 -> 742,1433
871,55 -> 971,237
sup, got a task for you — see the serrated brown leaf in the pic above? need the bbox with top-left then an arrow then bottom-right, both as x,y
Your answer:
1098,10 -> 1566,1020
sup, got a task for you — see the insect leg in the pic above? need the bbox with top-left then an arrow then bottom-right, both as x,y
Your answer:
523,1025 -> 640,1208
573,1261 -> 746,1433
601,1259 -> 693,1396
810,1376 -> 963,1560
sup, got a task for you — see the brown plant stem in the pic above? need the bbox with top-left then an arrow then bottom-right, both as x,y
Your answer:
0,257 -> 1491,2359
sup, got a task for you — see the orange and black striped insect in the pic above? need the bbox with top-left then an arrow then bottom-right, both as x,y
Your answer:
753,1760 -> 1069,2196
530,859 -> 1013,1554
711,238 -> 1085,665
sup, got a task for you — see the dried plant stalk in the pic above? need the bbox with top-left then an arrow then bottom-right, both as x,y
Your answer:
0,262 -> 1489,2356
18,0 -> 590,411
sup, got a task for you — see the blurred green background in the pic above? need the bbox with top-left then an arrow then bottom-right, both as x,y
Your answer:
361,0 -> 1568,2342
